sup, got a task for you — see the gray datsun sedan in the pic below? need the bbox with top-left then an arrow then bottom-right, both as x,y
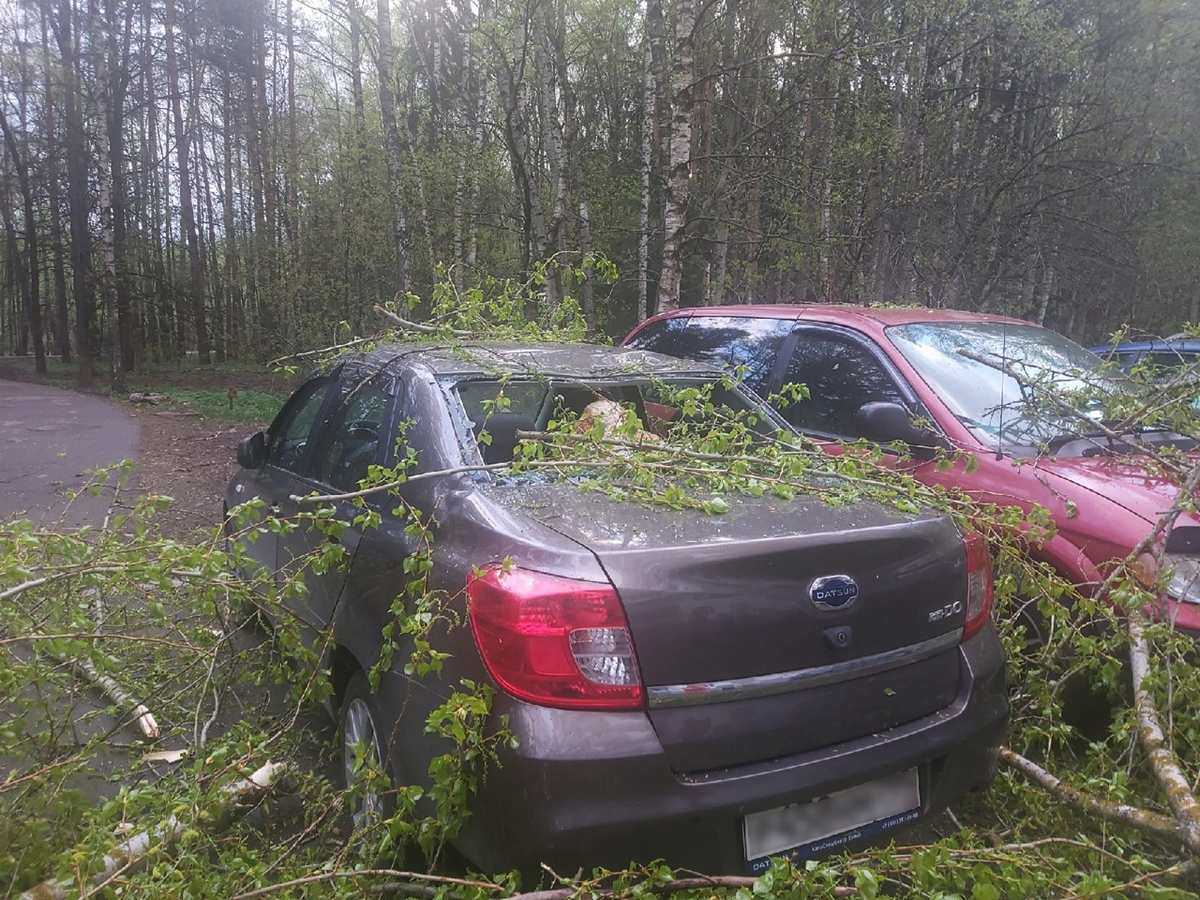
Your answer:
224,341 -> 1008,877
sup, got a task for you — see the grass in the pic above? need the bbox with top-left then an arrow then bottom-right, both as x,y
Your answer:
143,388 -> 285,424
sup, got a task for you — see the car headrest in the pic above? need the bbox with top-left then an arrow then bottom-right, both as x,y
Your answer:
471,412 -> 537,465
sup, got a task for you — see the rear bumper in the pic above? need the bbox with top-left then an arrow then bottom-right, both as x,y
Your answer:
454,624 -> 1008,877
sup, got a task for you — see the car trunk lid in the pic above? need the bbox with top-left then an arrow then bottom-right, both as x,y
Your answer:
480,483 -> 968,772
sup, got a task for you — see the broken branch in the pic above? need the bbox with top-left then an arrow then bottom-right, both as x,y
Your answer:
1129,610 -> 1200,855
999,746 -> 1182,843
21,761 -> 287,900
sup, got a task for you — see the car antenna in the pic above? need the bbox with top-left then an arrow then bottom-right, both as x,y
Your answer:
995,321 -> 1008,461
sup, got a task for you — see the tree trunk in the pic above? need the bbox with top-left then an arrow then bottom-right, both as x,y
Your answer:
654,0 -> 696,316
105,0 -> 135,373
88,0 -> 123,392
54,0 -> 95,380
496,19 -> 549,277
375,0 -> 410,294
164,0 -> 210,363
0,107 -> 47,373
637,28 -> 654,323
222,66 -> 245,359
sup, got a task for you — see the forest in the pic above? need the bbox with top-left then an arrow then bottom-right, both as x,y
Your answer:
0,0 -> 1198,383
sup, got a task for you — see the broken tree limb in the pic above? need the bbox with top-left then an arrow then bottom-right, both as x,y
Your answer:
228,869 -> 503,899
1129,610 -> 1200,856
999,747 -> 1182,843
20,761 -> 287,900
374,304 -> 472,337
267,336 -> 375,369
45,650 -> 159,741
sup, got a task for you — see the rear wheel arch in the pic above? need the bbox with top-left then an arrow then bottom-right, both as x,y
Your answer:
329,644 -> 363,710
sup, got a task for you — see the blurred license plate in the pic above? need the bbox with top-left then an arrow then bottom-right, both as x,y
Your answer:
744,769 -> 920,863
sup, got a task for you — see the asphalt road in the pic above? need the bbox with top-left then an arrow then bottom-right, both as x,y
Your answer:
0,376 -> 335,818
0,379 -> 140,526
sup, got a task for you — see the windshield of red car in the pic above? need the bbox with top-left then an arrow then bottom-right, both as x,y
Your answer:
885,321 -> 1117,453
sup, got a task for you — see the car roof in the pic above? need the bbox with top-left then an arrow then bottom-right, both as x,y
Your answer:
342,340 -> 718,379
642,303 -> 1032,329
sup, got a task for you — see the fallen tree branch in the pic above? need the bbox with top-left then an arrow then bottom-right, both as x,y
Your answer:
228,868 -> 504,899
267,336 -> 376,369
375,304 -> 472,338
42,650 -> 160,741
999,746 -> 1182,842
1129,610 -> 1200,855
22,761 -> 287,900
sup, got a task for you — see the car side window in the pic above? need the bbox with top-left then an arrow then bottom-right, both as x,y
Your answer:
266,378 -> 334,473
779,332 -> 906,439
313,381 -> 391,492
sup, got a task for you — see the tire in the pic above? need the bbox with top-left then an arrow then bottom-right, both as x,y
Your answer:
339,671 -> 394,831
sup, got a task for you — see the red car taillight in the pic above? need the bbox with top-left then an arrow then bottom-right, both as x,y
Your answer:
962,532 -> 995,640
467,566 -> 644,711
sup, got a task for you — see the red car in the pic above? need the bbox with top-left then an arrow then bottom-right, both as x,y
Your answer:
626,305 -> 1200,636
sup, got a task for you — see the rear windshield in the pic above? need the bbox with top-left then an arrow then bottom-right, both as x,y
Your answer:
451,375 -> 779,467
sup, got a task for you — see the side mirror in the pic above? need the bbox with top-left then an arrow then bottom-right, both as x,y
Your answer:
856,402 -> 942,455
237,432 -> 268,469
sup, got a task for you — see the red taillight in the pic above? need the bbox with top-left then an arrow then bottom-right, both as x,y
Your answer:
467,566 -> 644,711
962,532 -> 995,640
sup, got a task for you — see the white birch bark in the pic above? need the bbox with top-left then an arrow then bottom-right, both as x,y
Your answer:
654,0 -> 695,316
638,30 -> 653,323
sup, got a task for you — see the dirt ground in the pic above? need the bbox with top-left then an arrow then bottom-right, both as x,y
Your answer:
0,361 -> 283,537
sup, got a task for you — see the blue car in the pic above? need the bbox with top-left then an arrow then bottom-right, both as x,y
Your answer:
1088,338 -> 1200,378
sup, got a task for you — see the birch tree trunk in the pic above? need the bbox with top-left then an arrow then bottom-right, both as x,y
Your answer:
54,0 -> 96,379
654,0 -> 695,316
637,28 -> 654,324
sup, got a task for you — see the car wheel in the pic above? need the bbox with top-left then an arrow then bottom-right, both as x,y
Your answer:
339,671 -> 394,831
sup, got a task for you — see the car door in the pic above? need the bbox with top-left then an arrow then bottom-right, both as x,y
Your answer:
274,373 -> 394,647
332,378 -> 432,677
229,374 -> 339,585
770,326 -> 919,453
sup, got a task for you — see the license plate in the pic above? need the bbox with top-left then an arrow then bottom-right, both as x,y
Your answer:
744,768 -> 920,866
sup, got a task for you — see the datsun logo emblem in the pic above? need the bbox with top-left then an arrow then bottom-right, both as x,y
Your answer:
809,574 -> 860,611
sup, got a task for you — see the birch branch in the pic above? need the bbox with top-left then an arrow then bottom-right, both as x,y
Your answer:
374,304 -> 472,337
1129,610 -> 1200,855
999,747 -> 1182,843
44,650 -> 159,741
21,761 -> 287,900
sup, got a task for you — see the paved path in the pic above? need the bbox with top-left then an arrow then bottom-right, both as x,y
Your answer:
0,380 -> 140,526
